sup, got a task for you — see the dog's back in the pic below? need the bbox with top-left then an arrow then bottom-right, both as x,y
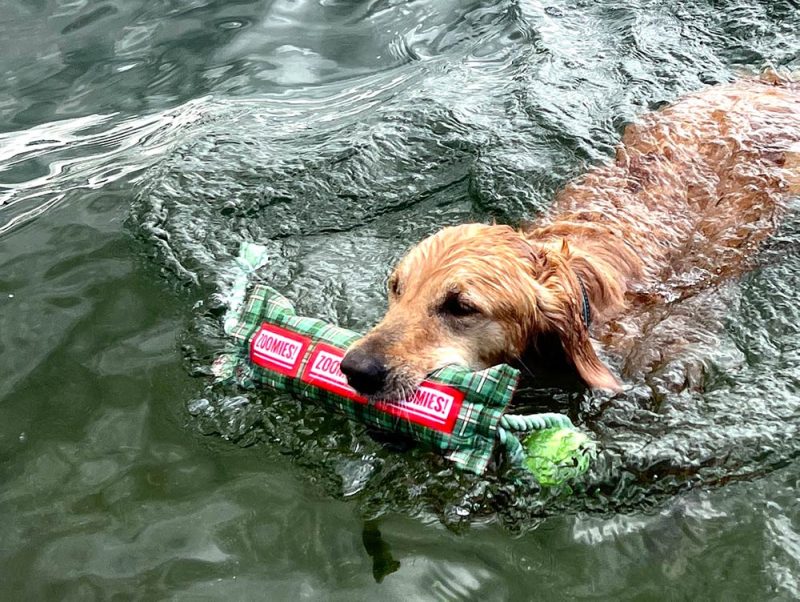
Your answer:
538,75 -> 800,301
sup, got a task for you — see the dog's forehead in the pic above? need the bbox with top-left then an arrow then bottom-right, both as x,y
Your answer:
393,230 -> 534,302
395,246 -> 535,307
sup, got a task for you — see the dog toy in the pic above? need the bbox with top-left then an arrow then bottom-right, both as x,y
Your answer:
211,242 -> 595,480
523,428 -> 595,487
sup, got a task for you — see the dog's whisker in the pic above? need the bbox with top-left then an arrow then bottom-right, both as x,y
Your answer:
513,353 -> 538,381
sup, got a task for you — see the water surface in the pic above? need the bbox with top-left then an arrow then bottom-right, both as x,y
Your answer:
2,0 -> 800,598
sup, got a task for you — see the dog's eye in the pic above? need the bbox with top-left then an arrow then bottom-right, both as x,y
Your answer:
388,275 -> 402,297
440,292 -> 480,317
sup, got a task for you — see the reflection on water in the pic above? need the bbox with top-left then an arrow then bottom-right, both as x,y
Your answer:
0,103 -> 209,235
1,0 -> 800,598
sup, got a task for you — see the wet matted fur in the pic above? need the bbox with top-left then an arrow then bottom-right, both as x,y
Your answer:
343,74 -> 800,399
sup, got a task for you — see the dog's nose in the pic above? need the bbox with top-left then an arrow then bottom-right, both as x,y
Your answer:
340,349 -> 388,396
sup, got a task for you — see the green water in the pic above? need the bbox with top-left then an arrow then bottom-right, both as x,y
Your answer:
2,0 -> 800,598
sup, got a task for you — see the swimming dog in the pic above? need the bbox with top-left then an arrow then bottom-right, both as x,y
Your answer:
341,74 -> 800,399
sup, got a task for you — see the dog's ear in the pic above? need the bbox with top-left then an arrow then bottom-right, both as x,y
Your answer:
517,234 -> 621,391
556,315 -> 621,392
514,236 -> 550,276
538,272 -> 621,392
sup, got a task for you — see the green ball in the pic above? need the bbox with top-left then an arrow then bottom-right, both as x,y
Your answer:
523,428 -> 595,487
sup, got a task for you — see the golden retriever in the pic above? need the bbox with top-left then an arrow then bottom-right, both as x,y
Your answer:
340,74 -> 800,400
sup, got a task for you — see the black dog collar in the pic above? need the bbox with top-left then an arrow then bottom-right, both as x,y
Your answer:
576,276 -> 592,328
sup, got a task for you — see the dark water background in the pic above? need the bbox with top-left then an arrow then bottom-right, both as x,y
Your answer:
2,0 -> 800,598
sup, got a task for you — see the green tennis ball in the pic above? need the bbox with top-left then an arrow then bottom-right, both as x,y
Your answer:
523,428 -> 595,487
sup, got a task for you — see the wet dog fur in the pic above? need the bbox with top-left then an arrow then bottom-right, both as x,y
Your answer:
341,74 -> 800,400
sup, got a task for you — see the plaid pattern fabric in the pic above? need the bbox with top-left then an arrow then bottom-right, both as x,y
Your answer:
226,284 -> 520,474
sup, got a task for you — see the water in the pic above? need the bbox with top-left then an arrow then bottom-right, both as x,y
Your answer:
2,0 -> 799,598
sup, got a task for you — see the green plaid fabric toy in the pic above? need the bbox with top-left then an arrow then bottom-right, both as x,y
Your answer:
213,243 -> 596,478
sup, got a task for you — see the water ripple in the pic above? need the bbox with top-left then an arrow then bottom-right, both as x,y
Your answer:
0,100 -> 210,235
2,0 -> 799,533
125,0 -> 800,527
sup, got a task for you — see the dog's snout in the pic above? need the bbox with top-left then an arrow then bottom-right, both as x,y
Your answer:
340,349 -> 388,396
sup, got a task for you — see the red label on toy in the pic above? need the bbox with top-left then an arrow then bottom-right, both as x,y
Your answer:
250,323 -> 311,377
301,343 -> 367,403
301,343 -> 464,434
375,382 -> 464,434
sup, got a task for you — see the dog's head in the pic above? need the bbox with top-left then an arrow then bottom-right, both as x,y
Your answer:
340,223 -> 620,400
